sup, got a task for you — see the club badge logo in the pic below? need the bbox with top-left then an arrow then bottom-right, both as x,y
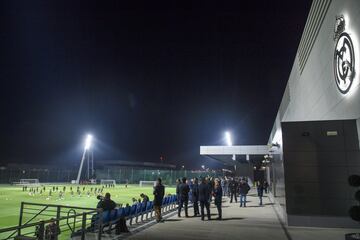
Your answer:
334,15 -> 355,94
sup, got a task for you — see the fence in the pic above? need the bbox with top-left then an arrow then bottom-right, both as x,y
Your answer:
0,195 -> 178,240
0,166 -> 221,185
0,202 -> 99,240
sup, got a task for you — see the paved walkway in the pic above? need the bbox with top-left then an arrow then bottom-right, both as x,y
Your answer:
100,190 -> 358,240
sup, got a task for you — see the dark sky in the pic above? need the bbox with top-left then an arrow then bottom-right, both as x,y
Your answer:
0,0 -> 312,168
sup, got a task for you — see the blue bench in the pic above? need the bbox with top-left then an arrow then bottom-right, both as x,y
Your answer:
96,194 -> 178,232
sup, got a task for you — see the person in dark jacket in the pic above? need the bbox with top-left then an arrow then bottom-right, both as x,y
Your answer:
140,193 -> 149,207
178,177 -> 190,217
213,179 -> 223,220
192,178 -> 200,216
153,178 -> 165,222
239,179 -> 250,207
229,178 -> 238,203
198,177 -> 211,221
257,181 -> 264,206
97,192 -> 116,211
263,180 -> 269,194
45,218 -> 60,240
208,177 -> 214,202
176,178 -> 181,204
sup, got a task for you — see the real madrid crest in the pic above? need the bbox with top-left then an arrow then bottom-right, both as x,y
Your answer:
334,15 -> 355,94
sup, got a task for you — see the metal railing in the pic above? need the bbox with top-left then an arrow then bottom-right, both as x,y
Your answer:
0,195 -> 179,240
0,202 -> 100,240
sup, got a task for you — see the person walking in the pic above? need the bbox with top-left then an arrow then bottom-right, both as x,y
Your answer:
257,181 -> 264,206
263,180 -> 269,194
178,177 -> 190,217
198,177 -> 211,221
239,178 -> 250,207
213,179 -> 223,220
229,178 -> 238,203
192,178 -> 200,216
153,178 -> 165,223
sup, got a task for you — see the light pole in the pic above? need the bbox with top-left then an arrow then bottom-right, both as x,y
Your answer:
76,134 -> 93,184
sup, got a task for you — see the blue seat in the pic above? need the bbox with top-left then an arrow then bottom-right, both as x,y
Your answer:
110,209 -> 117,221
129,204 -> 138,225
141,202 -> 147,211
102,210 -> 111,223
146,201 -> 152,211
136,203 -> 142,214
124,206 -> 131,217
117,208 -> 125,218
130,204 -> 137,215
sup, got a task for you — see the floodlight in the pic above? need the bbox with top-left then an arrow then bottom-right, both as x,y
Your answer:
201,165 -> 205,169
225,131 -> 232,146
84,134 -> 93,150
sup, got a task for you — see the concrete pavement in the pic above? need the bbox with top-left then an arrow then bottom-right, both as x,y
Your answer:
105,190 -> 359,240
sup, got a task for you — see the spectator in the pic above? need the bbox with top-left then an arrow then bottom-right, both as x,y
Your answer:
153,177 -> 165,223
188,179 -> 194,202
213,179 -> 223,220
263,180 -> 269,194
229,178 -> 238,203
178,177 -> 190,217
45,218 -> 60,240
239,178 -> 250,207
97,193 -> 116,211
192,178 -> 200,216
198,177 -> 211,221
175,178 -> 181,204
207,177 -> 214,202
140,193 -> 149,204
257,181 -> 264,206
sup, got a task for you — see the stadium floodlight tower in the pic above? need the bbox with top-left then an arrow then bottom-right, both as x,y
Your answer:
75,134 -> 94,184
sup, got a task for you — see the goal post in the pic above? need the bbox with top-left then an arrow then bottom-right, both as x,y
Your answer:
139,180 -> 156,187
100,179 -> 116,185
19,179 -> 40,186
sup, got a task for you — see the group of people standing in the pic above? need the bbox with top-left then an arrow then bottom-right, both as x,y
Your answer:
176,177 -> 223,220
153,174 -> 268,222
223,177 -> 268,207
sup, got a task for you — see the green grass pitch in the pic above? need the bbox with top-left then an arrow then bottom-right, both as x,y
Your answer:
0,184 -> 176,229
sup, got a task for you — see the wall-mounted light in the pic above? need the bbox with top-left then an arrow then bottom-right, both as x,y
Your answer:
271,142 -> 280,148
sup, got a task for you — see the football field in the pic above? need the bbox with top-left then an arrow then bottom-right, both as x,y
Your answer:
0,184 -> 176,229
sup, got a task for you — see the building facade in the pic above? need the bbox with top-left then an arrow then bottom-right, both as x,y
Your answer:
268,0 -> 360,228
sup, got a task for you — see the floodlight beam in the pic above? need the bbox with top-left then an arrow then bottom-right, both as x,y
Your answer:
225,131 -> 232,146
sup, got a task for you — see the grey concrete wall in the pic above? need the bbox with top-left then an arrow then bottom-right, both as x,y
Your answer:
281,120 -> 360,227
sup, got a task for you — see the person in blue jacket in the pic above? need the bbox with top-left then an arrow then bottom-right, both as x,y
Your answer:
213,179 -> 223,220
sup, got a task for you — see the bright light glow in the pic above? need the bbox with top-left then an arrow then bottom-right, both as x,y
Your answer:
84,134 -> 93,150
201,165 -> 205,169
225,131 -> 232,146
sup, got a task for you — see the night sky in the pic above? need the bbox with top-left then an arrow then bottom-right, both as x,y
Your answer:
0,1 -> 312,168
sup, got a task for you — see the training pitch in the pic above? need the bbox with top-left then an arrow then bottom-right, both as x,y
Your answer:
0,184 -> 175,229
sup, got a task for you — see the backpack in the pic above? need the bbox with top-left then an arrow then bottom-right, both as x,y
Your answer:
115,217 -> 129,235
245,184 -> 250,194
